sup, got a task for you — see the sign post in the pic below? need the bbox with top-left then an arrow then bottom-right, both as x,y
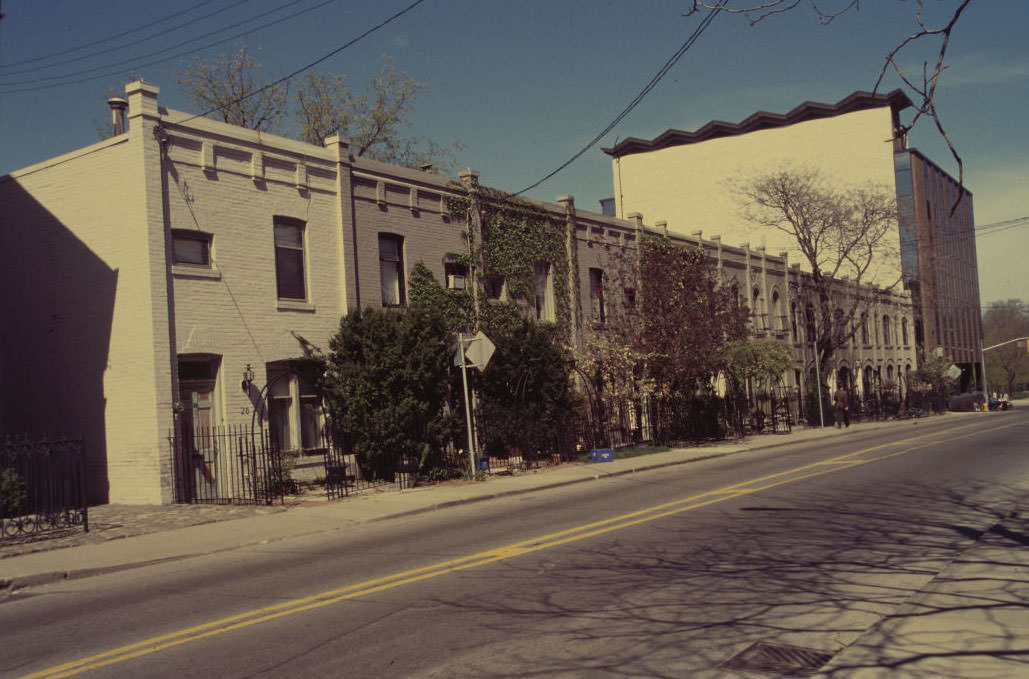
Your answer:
454,331 -> 495,477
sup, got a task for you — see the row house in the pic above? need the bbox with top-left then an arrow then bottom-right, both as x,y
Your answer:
1,80 -> 914,505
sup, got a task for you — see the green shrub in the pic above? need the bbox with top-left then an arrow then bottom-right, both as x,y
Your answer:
1,467 -> 27,519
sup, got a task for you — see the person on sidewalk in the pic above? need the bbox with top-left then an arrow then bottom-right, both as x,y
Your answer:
834,385 -> 850,428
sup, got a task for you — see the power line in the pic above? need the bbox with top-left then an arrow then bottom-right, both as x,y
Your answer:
0,0 -> 332,94
179,0 -> 429,126
0,0 -> 218,70
514,0 -> 726,196
0,0 -> 251,77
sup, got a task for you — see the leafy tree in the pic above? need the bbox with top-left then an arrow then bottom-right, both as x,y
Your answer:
320,306 -> 457,480
175,45 -> 288,132
475,315 -> 576,460
409,263 -> 576,461
983,299 -> 1029,397
725,338 -> 795,384
638,236 -> 750,391
740,168 -> 898,374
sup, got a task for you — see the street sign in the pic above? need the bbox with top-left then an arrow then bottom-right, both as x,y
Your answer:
946,364 -> 961,380
464,331 -> 495,369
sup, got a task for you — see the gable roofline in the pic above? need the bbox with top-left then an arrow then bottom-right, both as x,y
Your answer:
603,89 -> 912,158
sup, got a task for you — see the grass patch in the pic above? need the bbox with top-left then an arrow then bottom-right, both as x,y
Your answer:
574,444 -> 671,463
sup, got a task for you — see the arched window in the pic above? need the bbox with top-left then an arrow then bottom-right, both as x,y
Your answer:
882,314 -> 891,345
805,304 -> 816,343
901,317 -> 909,346
790,302 -> 798,342
771,290 -> 782,331
860,313 -> 869,345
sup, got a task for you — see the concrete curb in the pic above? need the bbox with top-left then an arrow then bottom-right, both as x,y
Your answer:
0,412 -> 988,592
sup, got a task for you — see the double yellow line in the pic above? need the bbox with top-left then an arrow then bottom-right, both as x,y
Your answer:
24,417 -> 1020,678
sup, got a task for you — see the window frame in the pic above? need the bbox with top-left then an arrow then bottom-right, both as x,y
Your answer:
273,217 -> 307,301
589,268 -> 606,325
171,229 -> 213,267
379,233 -> 406,307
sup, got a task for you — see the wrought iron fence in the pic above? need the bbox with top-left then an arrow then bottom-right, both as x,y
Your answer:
170,425 -> 287,505
1,436 -> 88,539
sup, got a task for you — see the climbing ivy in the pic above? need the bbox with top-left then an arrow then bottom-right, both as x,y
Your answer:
447,184 -> 572,342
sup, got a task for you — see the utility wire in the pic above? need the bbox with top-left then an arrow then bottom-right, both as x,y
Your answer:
0,0 -> 313,89
0,0 -> 333,93
178,0 -> 428,126
1,0 -> 253,77
515,0 -> 726,196
0,0 -> 220,72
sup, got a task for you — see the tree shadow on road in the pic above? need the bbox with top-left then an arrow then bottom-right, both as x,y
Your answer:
411,477 -> 1028,679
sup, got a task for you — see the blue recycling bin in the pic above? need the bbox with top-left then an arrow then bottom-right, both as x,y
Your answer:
589,448 -> 613,463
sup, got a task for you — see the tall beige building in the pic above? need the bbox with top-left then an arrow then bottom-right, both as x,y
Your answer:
605,90 -> 982,388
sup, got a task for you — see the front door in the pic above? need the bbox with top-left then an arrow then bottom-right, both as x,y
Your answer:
179,372 -> 219,501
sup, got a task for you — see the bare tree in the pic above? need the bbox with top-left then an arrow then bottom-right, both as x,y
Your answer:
740,168 -> 899,373
295,56 -> 462,173
685,0 -> 973,198
175,45 -> 288,132
983,299 -> 1029,397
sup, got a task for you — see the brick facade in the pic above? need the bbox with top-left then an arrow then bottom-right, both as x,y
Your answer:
0,81 -> 917,504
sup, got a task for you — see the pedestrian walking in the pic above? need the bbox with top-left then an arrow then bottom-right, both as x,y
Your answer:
834,385 -> 850,428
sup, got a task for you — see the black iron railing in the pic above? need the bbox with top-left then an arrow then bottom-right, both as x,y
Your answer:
170,425 -> 287,505
1,436 -> 88,539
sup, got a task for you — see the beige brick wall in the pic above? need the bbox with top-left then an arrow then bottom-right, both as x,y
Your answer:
0,130 -> 170,503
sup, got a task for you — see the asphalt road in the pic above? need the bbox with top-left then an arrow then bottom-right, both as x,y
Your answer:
4,411 -> 1027,678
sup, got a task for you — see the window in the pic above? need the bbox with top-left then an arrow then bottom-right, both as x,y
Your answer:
861,314 -> 870,345
882,314 -> 892,345
484,275 -> 505,301
379,234 -> 405,306
266,362 -> 322,452
589,268 -> 605,324
623,287 -> 636,310
534,262 -> 554,322
172,230 -> 212,266
790,303 -> 798,342
274,218 -> 306,300
901,317 -> 909,346
805,305 -> 816,343
444,261 -> 468,290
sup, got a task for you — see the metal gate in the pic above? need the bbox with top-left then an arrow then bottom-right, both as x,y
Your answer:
171,424 -> 286,505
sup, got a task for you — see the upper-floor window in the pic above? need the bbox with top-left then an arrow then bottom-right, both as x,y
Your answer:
444,261 -> 468,290
484,275 -> 506,301
861,313 -> 870,345
589,268 -> 605,324
379,234 -> 405,307
882,314 -> 892,345
273,217 -> 306,300
901,317 -> 909,346
534,262 -> 554,322
172,229 -> 212,267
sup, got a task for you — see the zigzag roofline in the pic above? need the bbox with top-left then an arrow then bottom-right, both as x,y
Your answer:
603,89 -> 912,158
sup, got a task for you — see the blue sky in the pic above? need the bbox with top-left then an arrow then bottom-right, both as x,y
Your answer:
1,0 -> 1026,305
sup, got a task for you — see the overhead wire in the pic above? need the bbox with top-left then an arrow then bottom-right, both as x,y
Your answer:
0,0 -> 222,72
0,0 -> 333,93
176,0 -> 429,126
514,0 -> 727,196
1,0 -> 253,77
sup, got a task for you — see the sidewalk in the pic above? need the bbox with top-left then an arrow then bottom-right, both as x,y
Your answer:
1,410 -> 987,589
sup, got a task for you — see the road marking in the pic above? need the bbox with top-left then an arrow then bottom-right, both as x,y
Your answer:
22,417 -> 1023,679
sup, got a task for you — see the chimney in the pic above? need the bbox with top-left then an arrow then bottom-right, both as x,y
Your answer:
108,97 -> 128,135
